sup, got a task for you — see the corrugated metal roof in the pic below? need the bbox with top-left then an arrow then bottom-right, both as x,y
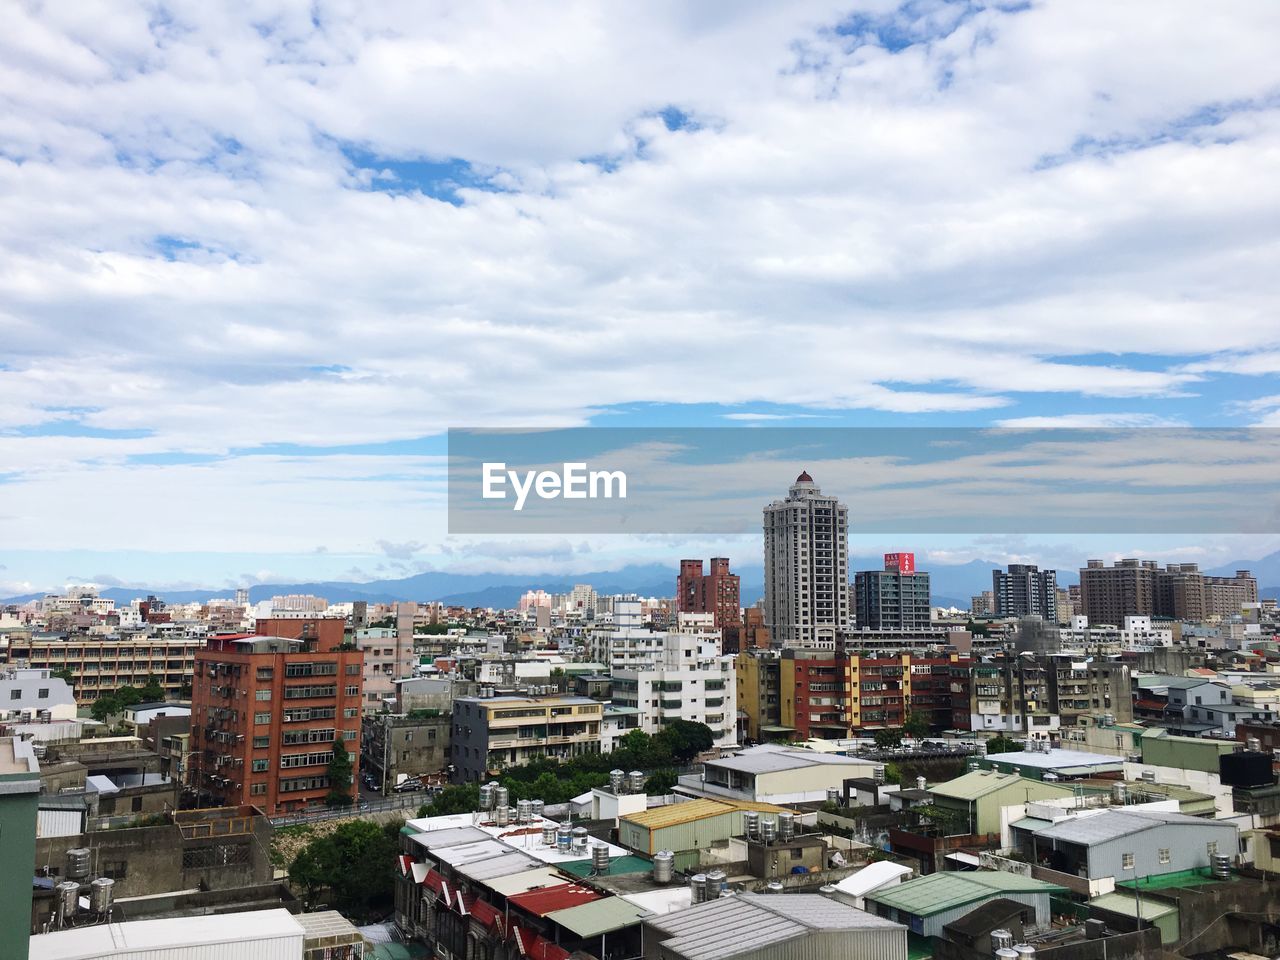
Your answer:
622,798 -> 784,830
508,884 -> 603,917
1034,809 -> 1232,846
1010,817 -> 1054,831
1089,892 -> 1178,920
546,897 -> 651,937
928,770 -> 1029,800
559,855 -> 654,878
986,748 -> 1120,769
866,872 -> 1065,916
455,849 -> 544,881
832,862 -> 913,898
406,825 -> 492,852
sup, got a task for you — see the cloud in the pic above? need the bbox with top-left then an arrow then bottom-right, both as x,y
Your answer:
375,540 -> 429,561
2,2 -> 1280,566
993,413 -> 1188,428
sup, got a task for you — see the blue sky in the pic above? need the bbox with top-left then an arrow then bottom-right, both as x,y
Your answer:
2,1 -> 1280,595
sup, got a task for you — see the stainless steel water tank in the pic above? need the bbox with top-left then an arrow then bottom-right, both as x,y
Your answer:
825,787 -> 840,805
777,811 -> 795,842
479,783 -> 495,810
56,881 -> 79,923
705,869 -> 726,899
1212,853 -> 1232,879
690,874 -> 708,903
1112,782 -> 1127,805
873,765 -> 886,784
991,930 -> 1014,951
744,810 -> 760,839
609,769 -> 626,793
653,850 -> 675,884
65,849 -> 90,881
760,817 -> 778,843
90,877 -> 114,914
530,799 -> 544,818
1013,945 -> 1036,960
591,842 -> 611,874
571,826 -> 590,851
494,786 -> 510,809
557,825 -> 572,852
542,823 -> 558,846
628,770 -> 646,793
765,881 -> 784,894
495,805 -> 510,826
916,776 -> 927,790
517,799 -> 533,822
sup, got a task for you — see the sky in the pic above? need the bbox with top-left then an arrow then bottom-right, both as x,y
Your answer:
3,1 -> 1280,595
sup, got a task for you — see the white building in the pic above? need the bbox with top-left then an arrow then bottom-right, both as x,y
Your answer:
0,668 -> 77,721
611,630 -> 737,749
763,472 -> 849,648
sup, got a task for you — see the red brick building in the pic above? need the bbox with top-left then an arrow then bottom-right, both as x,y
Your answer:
190,617 -> 363,814
676,557 -> 742,648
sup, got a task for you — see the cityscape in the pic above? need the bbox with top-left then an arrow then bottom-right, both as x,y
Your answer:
5,3 -> 1280,960
4,471 -> 1280,960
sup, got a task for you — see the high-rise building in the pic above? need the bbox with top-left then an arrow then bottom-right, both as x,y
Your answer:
992,564 -> 1058,620
970,591 -> 995,616
190,619 -> 363,814
854,553 -> 931,631
1078,560 -> 1255,623
763,472 -> 849,648
676,558 -> 742,631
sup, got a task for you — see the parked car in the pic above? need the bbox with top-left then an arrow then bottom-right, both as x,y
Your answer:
394,778 -> 423,793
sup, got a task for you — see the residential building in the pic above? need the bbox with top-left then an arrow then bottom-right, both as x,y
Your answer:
980,745 -> 1124,780
865,872 -> 1066,939
0,668 -> 76,721
993,564 -> 1058,620
189,630 -> 364,814
1205,569 -> 1260,618
1045,655 -> 1132,727
676,743 -> 875,804
675,557 -> 741,634
611,631 -> 736,748
6,634 -> 203,702
449,695 -> 602,783
780,648 -> 845,739
1025,808 -> 1239,882
1133,675 -> 1233,734
970,591 -> 995,616
601,704 -> 641,752
1,737 -> 40,960
643,893 -> 907,960
361,712 -> 451,791
617,797 -> 786,861
855,553 -> 931,631
356,602 -> 417,713
967,656 -> 1059,738
1079,560 -> 1256,624
928,770 -> 1075,836
735,651 -> 782,742
740,607 -> 771,649
763,472 -> 849,648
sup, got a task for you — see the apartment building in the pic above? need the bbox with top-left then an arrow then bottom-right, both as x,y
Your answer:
449,694 -> 603,782
189,627 -> 364,814
735,651 -> 781,742
763,472 -> 849,648
854,553 -> 931,631
1079,560 -> 1256,623
676,558 -> 742,634
356,602 -> 417,713
611,630 -> 737,748
993,564 -> 1058,620
780,648 -> 846,739
967,656 -> 1060,738
1044,654 -> 1132,727
0,667 -> 76,721
7,633 -> 203,701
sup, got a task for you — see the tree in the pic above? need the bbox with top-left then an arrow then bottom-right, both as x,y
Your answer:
874,728 -> 903,750
418,784 -> 480,818
655,719 -> 715,762
903,711 -> 929,739
326,738 -> 354,807
114,685 -> 144,708
140,675 -> 165,703
986,735 -> 1022,755
51,667 -> 74,685
90,694 -> 121,723
289,819 -> 401,921
645,768 -> 678,795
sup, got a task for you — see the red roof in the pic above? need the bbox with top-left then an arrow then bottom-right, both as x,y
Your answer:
423,869 -> 448,896
525,935 -> 570,960
507,884 -> 602,917
398,855 -> 414,876
469,898 -> 505,935
796,470 -> 813,482
1135,698 -> 1168,711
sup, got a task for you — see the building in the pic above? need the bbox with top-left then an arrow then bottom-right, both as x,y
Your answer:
449,695 -> 602,783
611,631 -> 737,748
763,472 -> 849,648
360,711 -> 451,791
865,871 -> 1066,939
780,648 -> 845,739
993,565 -> 1058,621
7,634 -> 204,702
617,797 -> 785,862
189,629 -> 364,814
1078,560 -> 1257,624
677,743 -> 874,804
1026,808 -> 1239,882
980,745 -> 1124,781
966,656 -> 1059,738
735,652 -> 782,742
355,602 -> 417,713
2,737 -> 40,960
928,770 -> 1076,836
643,892 -> 907,960
0,668 -> 77,721
854,553 -> 931,631
676,558 -> 741,634
970,592 -> 995,616
1045,655 -> 1132,727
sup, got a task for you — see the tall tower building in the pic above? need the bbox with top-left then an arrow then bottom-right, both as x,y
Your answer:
676,558 -> 742,631
854,552 -> 931,631
763,472 -> 849,648
993,564 -> 1058,621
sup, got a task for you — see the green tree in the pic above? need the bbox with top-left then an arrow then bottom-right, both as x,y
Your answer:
326,738 -> 354,807
986,735 -> 1022,755
655,719 -> 715,762
52,667 -> 74,685
90,694 -> 121,723
289,819 -> 401,921
645,768 -> 678,795
139,675 -> 165,702
178,678 -> 192,700
903,711 -> 929,739
114,685 -> 144,708
874,727 -> 903,750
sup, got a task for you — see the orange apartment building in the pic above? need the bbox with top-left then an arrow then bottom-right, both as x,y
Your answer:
190,617 -> 364,814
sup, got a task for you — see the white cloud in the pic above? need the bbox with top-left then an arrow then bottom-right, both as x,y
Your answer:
2,1 -> 1280,562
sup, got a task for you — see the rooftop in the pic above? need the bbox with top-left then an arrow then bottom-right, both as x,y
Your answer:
709,744 -> 872,774
930,770 -> 1069,801
622,798 -> 784,830
866,871 -> 1067,916
545,896 -> 651,937
28,908 -> 302,960
986,748 -> 1121,769
1033,808 -> 1234,846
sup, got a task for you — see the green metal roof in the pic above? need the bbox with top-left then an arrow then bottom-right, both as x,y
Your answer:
1010,817 -> 1054,831
546,897 -> 652,937
559,855 -> 653,878
867,872 -> 1066,917
1089,892 -> 1178,921
930,770 -> 1069,801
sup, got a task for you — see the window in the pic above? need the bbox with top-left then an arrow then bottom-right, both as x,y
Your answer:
256,668 -> 273,681
345,685 -> 359,696
38,688 -> 49,699
1158,848 -> 1170,864
255,689 -> 272,701
250,782 -> 267,795
346,664 -> 360,675
253,736 -> 270,749
252,759 -> 269,772
344,707 -> 358,719
1206,841 -> 1218,856
343,729 -> 357,741
1122,853 -> 1134,870
8,690 -> 18,700
102,860 -> 127,880
255,712 -> 271,724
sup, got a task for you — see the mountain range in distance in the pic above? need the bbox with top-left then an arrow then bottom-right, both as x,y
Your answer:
7,550 -> 1280,610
